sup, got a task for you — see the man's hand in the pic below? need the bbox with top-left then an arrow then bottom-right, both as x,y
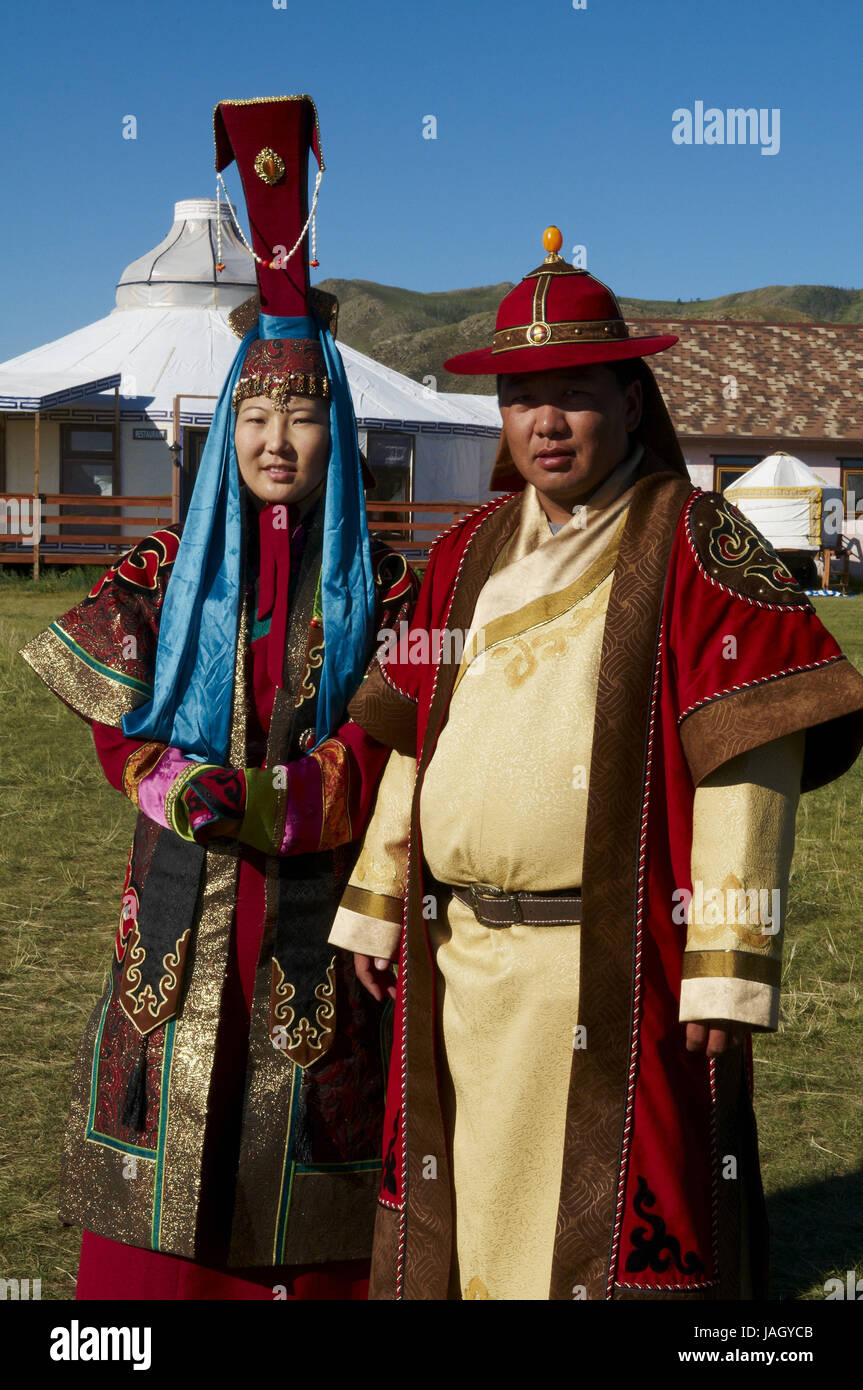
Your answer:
354,953 -> 397,1002
686,1020 -> 750,1057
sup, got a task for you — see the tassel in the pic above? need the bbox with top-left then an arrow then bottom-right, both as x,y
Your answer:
121,1032 -> 149,1132
292,1074 -> 315,1166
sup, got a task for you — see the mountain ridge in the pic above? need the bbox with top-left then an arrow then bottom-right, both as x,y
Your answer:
314,277 -> 863,394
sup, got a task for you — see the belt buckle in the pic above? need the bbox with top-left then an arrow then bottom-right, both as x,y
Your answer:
470,882 -> 523,926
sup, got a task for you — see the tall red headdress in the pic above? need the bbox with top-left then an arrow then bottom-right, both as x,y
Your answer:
214,95 -> 335,409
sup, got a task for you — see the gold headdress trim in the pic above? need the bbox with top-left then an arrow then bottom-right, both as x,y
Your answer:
233,373 -> 330,412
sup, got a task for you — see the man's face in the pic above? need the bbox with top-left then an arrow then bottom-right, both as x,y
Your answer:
234,395 -> 330,508
499,364 -> 643,516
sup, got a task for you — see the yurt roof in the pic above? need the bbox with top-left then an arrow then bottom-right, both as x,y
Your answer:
726,450 -> 832,491
116,199 -> 255,310
0,200 -> 498,435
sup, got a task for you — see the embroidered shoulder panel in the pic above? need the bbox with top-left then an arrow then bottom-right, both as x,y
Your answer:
369,542 -> 417,605
687,492 -> 812,609
20,526 -> 184,725
87,526 -> 181,601
68,525 -> 183,686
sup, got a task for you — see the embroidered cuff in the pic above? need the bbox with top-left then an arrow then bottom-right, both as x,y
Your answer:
122,742 -> 169,806
329,899 -> 402,959
166,763 -> 224,841
679,954 -> 780,1031
137,747 -> 216,833
237,750 -> 356,857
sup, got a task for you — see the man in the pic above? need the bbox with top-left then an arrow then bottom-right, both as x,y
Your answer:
328,227 -> 863,1300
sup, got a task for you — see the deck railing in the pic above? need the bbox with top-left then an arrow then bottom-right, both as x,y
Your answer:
0,493 -> 478,575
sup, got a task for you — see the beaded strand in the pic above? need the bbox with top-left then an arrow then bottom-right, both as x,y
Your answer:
215,167 -> 322,273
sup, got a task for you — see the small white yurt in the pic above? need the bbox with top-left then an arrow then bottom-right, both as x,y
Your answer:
724,451 -> 842,552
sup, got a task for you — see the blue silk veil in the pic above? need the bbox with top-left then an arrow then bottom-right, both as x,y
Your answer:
123,313 -> 376,764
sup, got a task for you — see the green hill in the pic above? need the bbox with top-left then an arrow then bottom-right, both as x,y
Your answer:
314,277 -> 863,395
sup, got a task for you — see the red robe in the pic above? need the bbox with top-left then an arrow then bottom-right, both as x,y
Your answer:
78,734 -> 368,1300
345,456 -> 863,1299
21,502 -> 419,1300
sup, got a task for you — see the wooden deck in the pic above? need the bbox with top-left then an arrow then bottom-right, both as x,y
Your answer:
0,495 -> 480,576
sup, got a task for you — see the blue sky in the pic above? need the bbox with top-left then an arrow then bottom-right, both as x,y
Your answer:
1,0 -> 860,359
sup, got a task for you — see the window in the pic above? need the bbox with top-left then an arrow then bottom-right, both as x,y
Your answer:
840,461 -> 863,522
713,456 -> 761,493
365,432 -> 414,503
61,425 -> 116,496
60,424 -> 117,545
181,427 -> 210,521
365,431 -> 415,544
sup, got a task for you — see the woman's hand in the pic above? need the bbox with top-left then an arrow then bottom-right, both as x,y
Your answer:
180,766 -> 246,843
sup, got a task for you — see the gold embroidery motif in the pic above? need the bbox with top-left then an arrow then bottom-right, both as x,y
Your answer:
160,931 -> 191,1004
312,739 -> 352,850
487,587 -> 608,689
270,957 -> 337,1068
464,1276 -> 492,1300
695,499 -> 805,601
296,632 -> 325,706
118,926 -> 192,1031
685,872 -> 782,952
122,741 -> 168,806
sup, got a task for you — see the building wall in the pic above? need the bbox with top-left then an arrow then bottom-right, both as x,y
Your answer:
681,440 -> 850,491
3,414 -> 172,543
122,427 -> 173,496
6,417 -> 61,492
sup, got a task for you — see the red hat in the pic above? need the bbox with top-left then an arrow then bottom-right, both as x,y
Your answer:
444,227 -> 677,376
214,94 -> 323,318
214,95 -> 333,409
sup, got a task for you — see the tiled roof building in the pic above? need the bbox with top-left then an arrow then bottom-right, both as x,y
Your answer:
628,318 -> 863,444
625,317 -> 863,576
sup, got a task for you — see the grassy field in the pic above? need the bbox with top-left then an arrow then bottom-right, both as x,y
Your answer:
0,576 -> 861,1300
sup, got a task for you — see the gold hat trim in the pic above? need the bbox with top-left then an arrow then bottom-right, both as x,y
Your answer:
213,94 -> 325,172
493,318 -> 631,353
531,272 -> 553,324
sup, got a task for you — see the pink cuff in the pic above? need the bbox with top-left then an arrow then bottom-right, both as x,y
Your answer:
278,754 -> 324,854
138,747 -> 197,829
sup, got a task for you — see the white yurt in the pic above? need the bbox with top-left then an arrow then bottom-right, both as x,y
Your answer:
0,199 -> 501,557
724,451 -> 843,552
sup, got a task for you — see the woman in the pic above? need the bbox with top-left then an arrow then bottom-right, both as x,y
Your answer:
20,94 -> 418,1300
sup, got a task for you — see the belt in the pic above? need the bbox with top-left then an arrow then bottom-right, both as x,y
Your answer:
451,882 -> 582,927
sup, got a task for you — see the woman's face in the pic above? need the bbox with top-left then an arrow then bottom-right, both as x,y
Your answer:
234,394 -> 330,508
